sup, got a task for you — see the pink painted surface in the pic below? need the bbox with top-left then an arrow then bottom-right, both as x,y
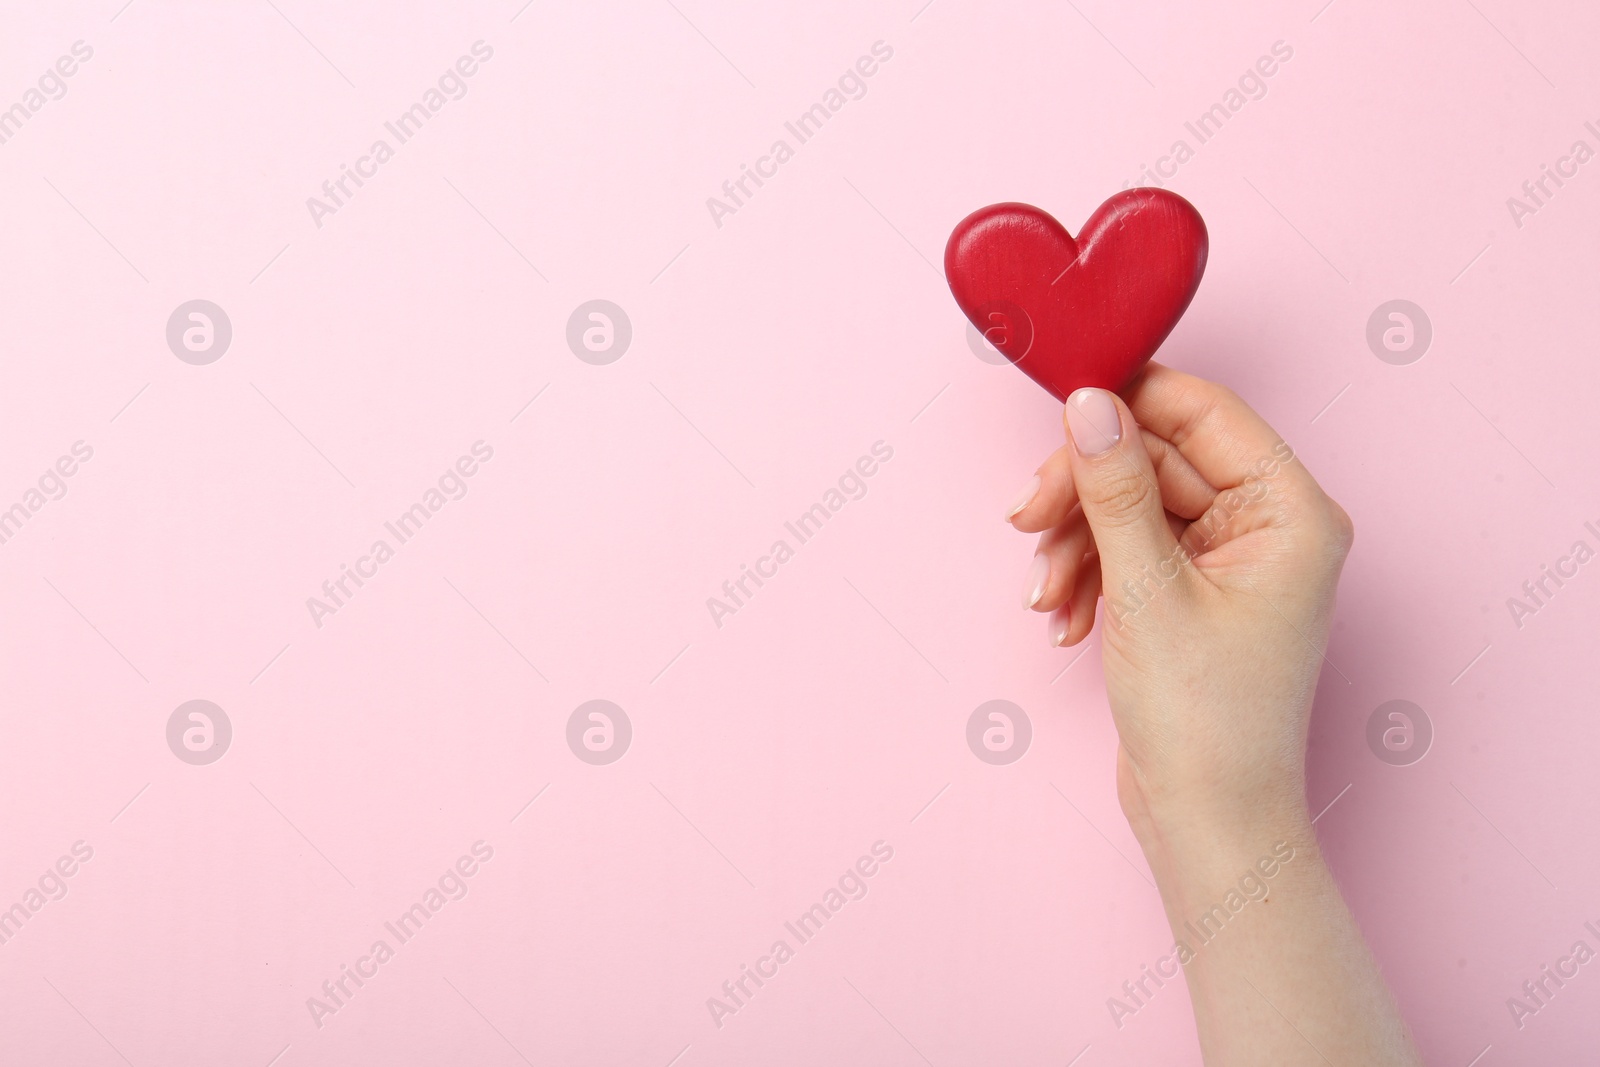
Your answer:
0,0 -> 1596,1063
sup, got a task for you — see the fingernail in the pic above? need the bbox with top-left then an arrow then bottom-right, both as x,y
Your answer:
1005,474 -> 1041,522
1022,553 -> 1050,609
1049,604 -> 1071,646
1065,388 -> 1121,456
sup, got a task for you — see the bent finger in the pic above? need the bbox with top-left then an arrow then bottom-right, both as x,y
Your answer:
1048,564 -> 1102,648
1010,427 -> 1217,533
1026,511 -> 1094,613
1124,362 -> 1312,496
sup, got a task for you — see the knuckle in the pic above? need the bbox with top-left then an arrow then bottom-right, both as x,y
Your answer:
1197,385 -> 1243,429
1293,493 -> 1355,561
1325,499 -> 1356,553
1211,383 -> 1245,410
1082,464 -> 1155,522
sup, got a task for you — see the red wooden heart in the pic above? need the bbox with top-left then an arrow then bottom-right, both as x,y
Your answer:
944,190 -> 1207,401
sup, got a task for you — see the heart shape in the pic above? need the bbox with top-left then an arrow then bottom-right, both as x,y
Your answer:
944,190 -> 1208,401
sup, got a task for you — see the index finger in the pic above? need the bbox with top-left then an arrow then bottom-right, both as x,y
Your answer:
1122,362 -> 1307,492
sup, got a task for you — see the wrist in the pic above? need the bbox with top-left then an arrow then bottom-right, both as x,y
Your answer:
1116,754 -> 1313,877
1116,741 -> 1308,836
1135,794 -> 1319,908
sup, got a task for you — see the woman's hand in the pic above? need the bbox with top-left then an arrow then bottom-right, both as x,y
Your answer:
1007,364 -> 1421,1065
1006,362 -> 1353,838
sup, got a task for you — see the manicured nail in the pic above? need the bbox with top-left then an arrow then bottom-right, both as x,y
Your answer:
1049,604 -> 1071,647
1005,474 -> 1041,522
1065,388 -> 1121,456
1022,553 -> 1050,609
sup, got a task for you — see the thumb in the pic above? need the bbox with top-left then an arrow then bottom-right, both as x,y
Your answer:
1063,387 -> 1185,601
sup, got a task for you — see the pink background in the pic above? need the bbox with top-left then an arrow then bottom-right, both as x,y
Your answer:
1,0 -> 1597,1063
